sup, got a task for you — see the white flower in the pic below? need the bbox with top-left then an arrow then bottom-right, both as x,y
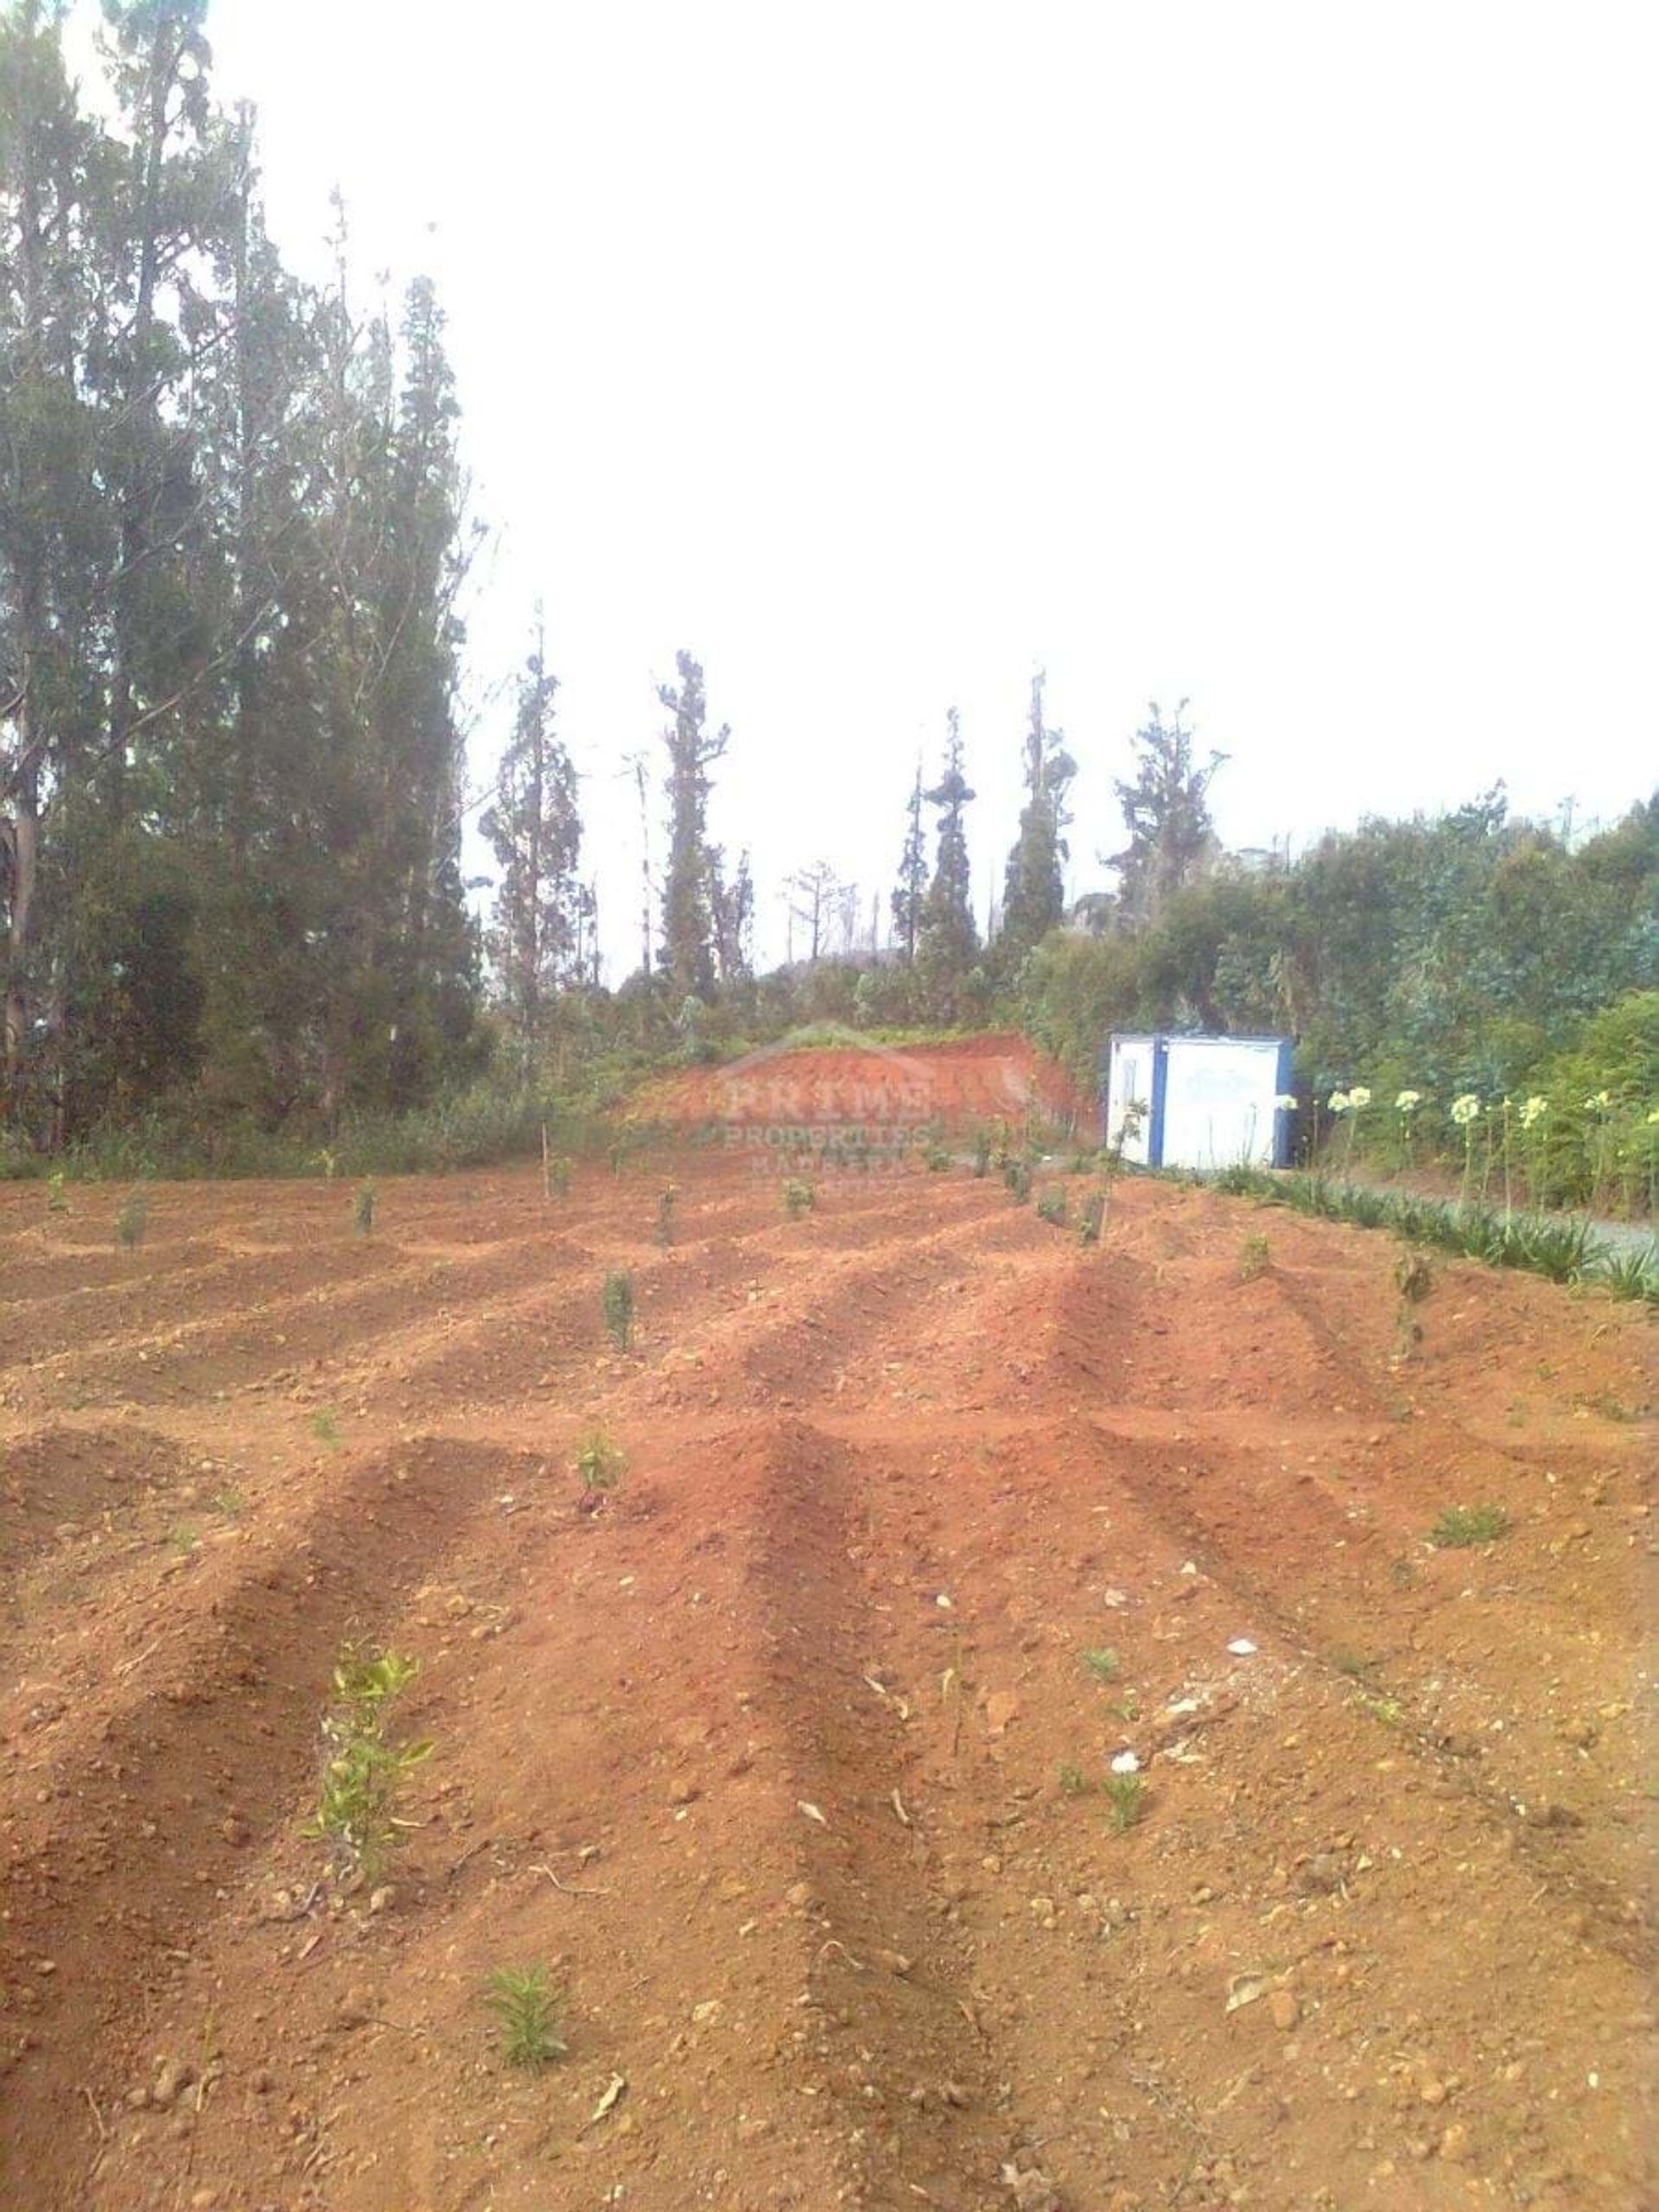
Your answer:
1327,1090 -> 1351,1115
1583,1090 -> 1611,1114
1520,1095 -> 1548,1128
1395,1090 -> 1422,1114
1274,1093 -> 1299,1113
1450,1093 -> 1482,1127
1110,1751 -> 1141,1775
1347,1085 -> 1372,1110
1648,1107 -> 1659,1126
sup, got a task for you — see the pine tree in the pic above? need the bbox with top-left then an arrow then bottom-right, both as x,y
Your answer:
480,620 -> 583,1048
710,848 -> 753,986
658,650 -> 728,1002
917,709 -> 978,1015
1001,671 -> 1076,961
1111,700 -> 1225,928
890,757 -> 925,963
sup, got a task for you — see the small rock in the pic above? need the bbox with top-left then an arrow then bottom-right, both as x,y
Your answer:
1268,1989 -> 1299,2031
220,1815 -> 249,1848
1419,2077 -> 1447,2107
985,1691 -> 1020,1735
1004,2168 -> 1063,2212
1439,2121 -> 1471,2162
368,1885 -> 395,1915
150,2059 -> 197,2111
668,1778 -> 702,1807
332,1985 -> 376,2030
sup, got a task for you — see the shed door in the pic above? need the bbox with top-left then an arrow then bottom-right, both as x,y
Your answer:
1110,1046 -> 1153,1164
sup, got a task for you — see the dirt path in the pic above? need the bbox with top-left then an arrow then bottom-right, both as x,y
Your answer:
1,1076 -> 1653,2211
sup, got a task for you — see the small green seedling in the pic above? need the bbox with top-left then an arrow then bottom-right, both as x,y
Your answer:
1103,1772 -> 1147,1832
46,1170 -> 68,1214
602,1269 -> 634,1352
306,1643 -> 431,1881
972,1129 -> 992,1178
782,1177 -> 817,1219
484,1965 -> 566,2070
1081,1646 -> 1122,1684
1057,1762 -> 1089,1797
656,1184 -> 678,1246
575,1424 -> 626,1500
1036,1187 -> 1069,1227
1428,1503 -> 1511,1548
1395,1251 -> 1433,1303
310,1409 -> 343,1448
607,1139 -> 626,1178
1078,1191 -> 1105,1246
1238,1231 -> 1270,1281
115,1190 -> 149,1249
1004,1160 -> 1032,1205
924,1144 -> 952,1173
353,1181 -> 378,1236
548,1154 -> 572,1197
313,1147 -> 340,1179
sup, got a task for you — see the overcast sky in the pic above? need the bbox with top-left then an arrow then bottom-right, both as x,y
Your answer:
75,2 -> 1659,975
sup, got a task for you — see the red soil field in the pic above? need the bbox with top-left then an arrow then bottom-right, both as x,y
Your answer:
1,1041 -> 1653,2212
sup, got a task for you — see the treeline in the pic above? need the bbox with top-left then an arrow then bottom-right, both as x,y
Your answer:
4,4 -> 1654,1189
3,1 -> 482,1146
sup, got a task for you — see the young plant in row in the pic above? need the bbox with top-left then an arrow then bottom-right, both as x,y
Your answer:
485,1964 -> 566,2069
306,1643 -> 432,1881
575,1423 -> 626,1505
602,1269 -> 634,1352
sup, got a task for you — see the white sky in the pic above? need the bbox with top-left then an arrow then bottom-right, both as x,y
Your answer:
75,2 -> 1659,976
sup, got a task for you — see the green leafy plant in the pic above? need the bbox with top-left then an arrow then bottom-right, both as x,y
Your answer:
1036,1187 -> 1069,1227
45,1170 -> 68,1214
310,1409 -> 343,1447
1593,1241 -> 1659,1303
1004,1160 -> 1032,1205
306,1643 -> 431,1880
1103,1772 -> 1147,1832
1077,1190 -> 1105,1246
484,1965 -> 566,2070
1238,1230 -> 1270,1281
782,1176 -> 817,1218
353,1181 -> 378,1236
1081,1646 -> 1122,1684
114,1189 -> 149,1248
656,1183 -> 678,1245
924,1144 -> 952,1173
575,1424 -> 626,1499
972,1128 -> 993,1178
1429,1503 -> 1511,1548
1057,1761 -> 1089,1796
602,1269 -> 634,1352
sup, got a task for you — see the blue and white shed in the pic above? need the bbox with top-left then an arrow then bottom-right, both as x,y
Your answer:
1103,1033 -> 1294,1171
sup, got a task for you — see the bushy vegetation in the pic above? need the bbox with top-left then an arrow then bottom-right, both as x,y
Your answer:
1020,792 -> 1657,1212
1179,1162 -> 1658,1303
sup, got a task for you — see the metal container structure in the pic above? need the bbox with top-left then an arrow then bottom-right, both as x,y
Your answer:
1103,1033 -> 1294,1171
